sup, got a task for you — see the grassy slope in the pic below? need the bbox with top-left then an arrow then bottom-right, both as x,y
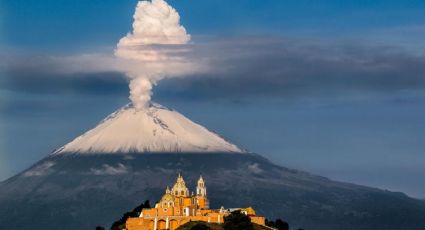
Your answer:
177,221 -> 271,230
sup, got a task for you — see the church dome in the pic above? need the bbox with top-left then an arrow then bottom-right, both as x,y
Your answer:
161,193 -> 174,202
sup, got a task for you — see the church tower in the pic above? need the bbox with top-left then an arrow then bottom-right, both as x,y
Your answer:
171,174 -> 189,197
196,175 -> 207,197
196,175 -> 209,209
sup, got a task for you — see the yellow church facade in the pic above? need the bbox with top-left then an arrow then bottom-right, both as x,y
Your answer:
126,174 -> 265,230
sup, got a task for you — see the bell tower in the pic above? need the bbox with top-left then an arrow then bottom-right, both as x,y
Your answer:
196,175 -> 209,209
196,175 -> 207,197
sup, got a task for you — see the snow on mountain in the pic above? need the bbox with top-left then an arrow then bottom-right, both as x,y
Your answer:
54,103 -> 244,154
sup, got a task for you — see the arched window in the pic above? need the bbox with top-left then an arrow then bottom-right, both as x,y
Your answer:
175,191 -> 178,195
181,191 -> 184,196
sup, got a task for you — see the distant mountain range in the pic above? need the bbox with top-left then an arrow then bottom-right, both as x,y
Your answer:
1,103 -> 424,230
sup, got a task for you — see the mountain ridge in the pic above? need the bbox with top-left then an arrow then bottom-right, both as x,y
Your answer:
1,103 -> 425,230
1,153 -> 425,230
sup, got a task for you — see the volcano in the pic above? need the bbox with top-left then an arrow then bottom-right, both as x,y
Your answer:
54,103 -> 243,154
0,103 -> 424,230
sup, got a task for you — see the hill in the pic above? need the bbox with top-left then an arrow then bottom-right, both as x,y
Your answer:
1,153 -> 425,230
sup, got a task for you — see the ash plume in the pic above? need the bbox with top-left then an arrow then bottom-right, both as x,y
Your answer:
115,0 -> 192,110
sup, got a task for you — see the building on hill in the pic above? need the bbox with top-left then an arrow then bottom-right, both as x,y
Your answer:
126,174 -> 265,230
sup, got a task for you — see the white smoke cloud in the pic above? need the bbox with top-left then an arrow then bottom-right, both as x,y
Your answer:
115,0 -> 192,110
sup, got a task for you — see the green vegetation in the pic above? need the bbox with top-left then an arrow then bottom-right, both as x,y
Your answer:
265,218 -> 289,230
223,210 -> 254,230
176,221 -> 212,230
177,221 -> 271,230
109,200 -> 151,230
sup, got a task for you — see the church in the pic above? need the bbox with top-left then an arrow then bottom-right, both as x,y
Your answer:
125,174 -> 265,230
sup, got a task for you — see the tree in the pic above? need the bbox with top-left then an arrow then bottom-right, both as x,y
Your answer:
223,210 -> 253,230
265,219 -> 275,228
266,218 -> 289,230
132,200 -> 151,215
274,219 -> 289,230
110,200 -> 151,230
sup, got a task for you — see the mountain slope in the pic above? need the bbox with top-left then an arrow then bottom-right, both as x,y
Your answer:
1,153 -> 425,230
54,103 -> 243,154
1,103 -> 425,230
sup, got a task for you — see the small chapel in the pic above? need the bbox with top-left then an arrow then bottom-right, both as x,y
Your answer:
125,174 -> 265,230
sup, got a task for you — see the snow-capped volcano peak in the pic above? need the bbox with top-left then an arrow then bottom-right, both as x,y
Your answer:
54,103 -> 244,154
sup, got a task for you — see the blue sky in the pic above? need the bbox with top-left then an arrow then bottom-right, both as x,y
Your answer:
1,0 -> 425,198
3,0 -> 425,50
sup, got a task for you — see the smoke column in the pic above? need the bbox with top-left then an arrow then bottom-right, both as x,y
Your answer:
115,0 -> 191,110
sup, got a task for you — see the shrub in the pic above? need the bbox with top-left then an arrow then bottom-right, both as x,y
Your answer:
110,200 -> 151,230
176,221 -> 211,230
223,210 -> 253,230
266,218 -> 289,230
274,219 -> 289,230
